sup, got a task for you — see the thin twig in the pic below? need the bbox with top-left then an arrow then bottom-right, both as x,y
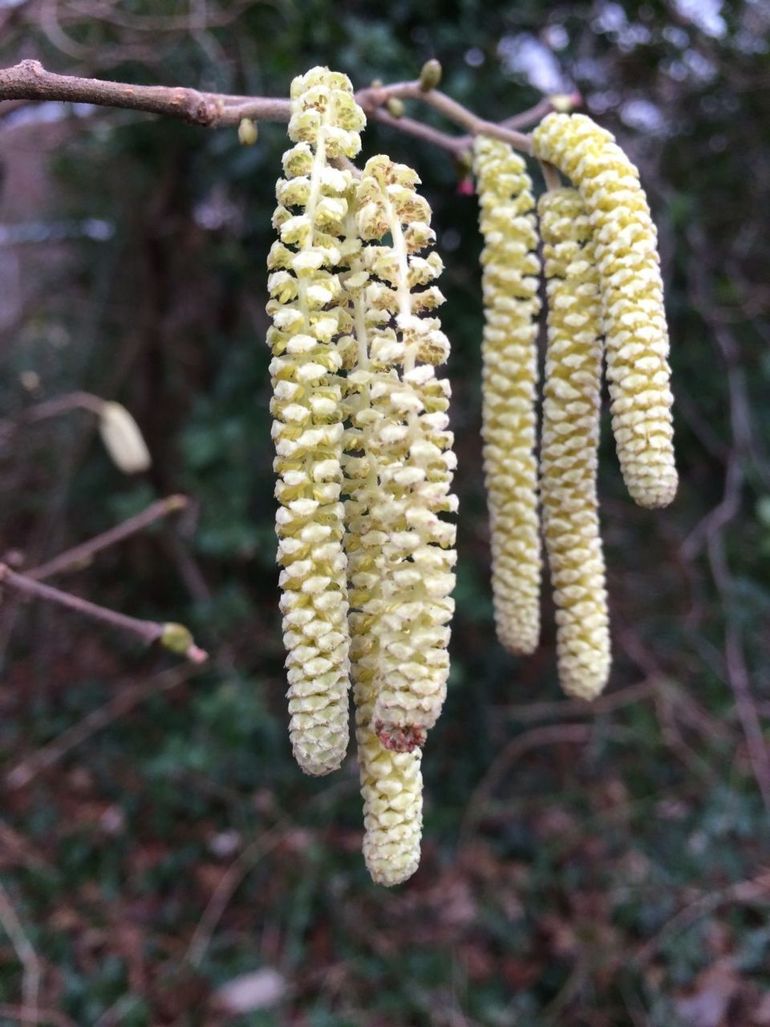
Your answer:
634,869 -> 770,967
0,1007 -> 76,1027
186,826 -> 288,968
357,79 -> 532,152
368,107 -> 466,154
6,664 -> 203,789
459,723 -> 592,846
26,494 -> 189,581
0,883 -> 40,1027
499,679 -> 657,724
539,159 -> 561,191
0,563 -> 207,664
502,96 -> 558,130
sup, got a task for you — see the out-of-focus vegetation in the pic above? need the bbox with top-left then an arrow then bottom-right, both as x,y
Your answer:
1,1 -> 769,1023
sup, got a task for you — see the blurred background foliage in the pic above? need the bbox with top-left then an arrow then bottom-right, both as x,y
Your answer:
1,0 -> 769,1024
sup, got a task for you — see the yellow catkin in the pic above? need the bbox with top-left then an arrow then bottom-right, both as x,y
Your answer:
265,67 -> 365,775
532,113 -> 677,509
355,665 -> 424,886
338,201 -> 424,886
473,136 -> 542,654
539,188 -> 611,700
346,154 -> 457,757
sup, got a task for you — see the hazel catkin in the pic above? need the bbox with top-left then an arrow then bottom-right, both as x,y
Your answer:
348,154 -> 458,754
473,135 -> 542,655
266,67 -> 365,775
532,113 -> 677,509
539,188 -> 611,700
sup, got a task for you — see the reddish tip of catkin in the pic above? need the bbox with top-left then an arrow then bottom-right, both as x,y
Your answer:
375,721 -> 427,753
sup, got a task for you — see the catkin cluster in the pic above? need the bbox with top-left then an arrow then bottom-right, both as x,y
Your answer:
265,68 -> 678,883
473,112 -> 675,703
267,68 -> 456,886
532,113 -> 677,509
473,136 -> 542,656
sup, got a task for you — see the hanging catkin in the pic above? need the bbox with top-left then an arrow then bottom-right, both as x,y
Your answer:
539,188 -> 611,700
347,154 -> 457,755
339,199 -> 425,886
473,135 -> 542,655
532,113 -> 677,509
265,67 -> 365,775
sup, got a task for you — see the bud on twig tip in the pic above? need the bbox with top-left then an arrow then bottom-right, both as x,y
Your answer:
419,58 -> 442,92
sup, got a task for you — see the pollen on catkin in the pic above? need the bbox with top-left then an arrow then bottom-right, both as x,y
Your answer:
532,113 -> 677,509
473,135 -> 542,655
539,188 -> 611,700
347,154 -> 457,754
265,67 -> 365,775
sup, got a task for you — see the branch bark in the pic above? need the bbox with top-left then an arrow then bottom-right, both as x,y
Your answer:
0,60 -> 537,154
0,563 -> 207,664
0,59 -> 290,126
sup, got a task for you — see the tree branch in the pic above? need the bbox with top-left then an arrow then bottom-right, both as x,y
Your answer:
26,494 -> 189,581
0,563 -> 207,664
0,60 -> 535,154
0,59 -> 290,126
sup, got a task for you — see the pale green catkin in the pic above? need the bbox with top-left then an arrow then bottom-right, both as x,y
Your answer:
539,188 -> 611,700
266,67 -> 365,775
473,135 -> 542,655
533,113 -> 677,509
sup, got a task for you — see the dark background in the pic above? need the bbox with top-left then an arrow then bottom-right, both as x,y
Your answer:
1,1 -> 769,1024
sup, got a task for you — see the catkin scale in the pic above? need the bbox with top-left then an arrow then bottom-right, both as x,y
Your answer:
539,188 -> 611,700
266,68 -> 365,775
532,113 -> 677,509
473,136 -> 542,654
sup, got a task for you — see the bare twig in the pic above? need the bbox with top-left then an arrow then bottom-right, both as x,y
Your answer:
502,95 -> 559,129
0,392 -> 104,447
185,826 -> 288,968
0,563 -> 207,664
499,679 -> 657,724
6,664 -> 203,789
26,494 -> 189,581
356,79 -> 532,152
634,869 -> 770,967
368,107 -> 467,154
0,883 -> 40,1027
459,723 -> 593,845
0,1007 -> 76,1027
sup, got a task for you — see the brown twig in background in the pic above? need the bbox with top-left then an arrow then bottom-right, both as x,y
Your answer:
459,723 -> 593,846
0,882 -> 40,1027
5,664 -> 203,789
0,563 -> 207,664
26,494 -> 189,581
0,1008 -> 76,1027
634,869 -> 770,968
